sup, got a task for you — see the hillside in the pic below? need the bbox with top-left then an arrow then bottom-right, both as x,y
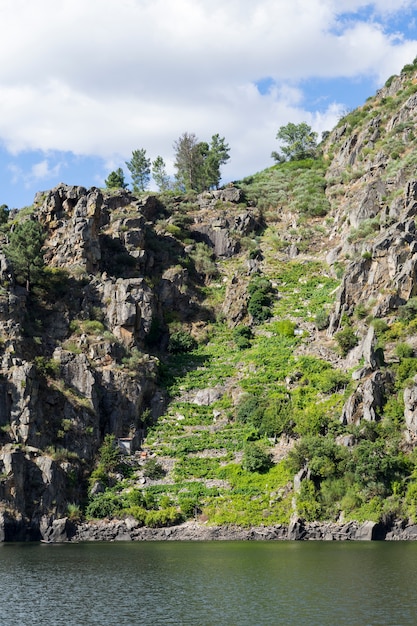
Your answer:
3,61 -> 417,540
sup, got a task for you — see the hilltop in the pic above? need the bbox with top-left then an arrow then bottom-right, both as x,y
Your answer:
2,60 -> 417,540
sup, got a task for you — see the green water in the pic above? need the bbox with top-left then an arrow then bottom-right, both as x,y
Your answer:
1,541 -> 416,625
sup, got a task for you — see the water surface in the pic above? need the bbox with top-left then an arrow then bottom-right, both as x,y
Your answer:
1,541 -> 415,625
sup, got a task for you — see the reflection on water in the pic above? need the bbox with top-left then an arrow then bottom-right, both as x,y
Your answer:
1,541 -> 416,625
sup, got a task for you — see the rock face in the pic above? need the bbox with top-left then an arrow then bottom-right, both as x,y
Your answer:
404,378 -> 417,435
70,517 -> 415,542
0,185 -> 182,538
0,178 -> 258,539
6,69 -> 417,541
341,371 -> 392,425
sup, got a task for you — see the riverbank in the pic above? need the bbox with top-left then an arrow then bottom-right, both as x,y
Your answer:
5,513 -> 417,542
69,516 -> 417,542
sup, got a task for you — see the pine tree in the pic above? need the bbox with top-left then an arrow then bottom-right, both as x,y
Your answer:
126,148 -> 151,192
173,132 -> 230,192
5,220 -> 45,291
152,156 -> 171,191
204,134 -> 230,189
173,132 -> 204,192
104,168 -> 127,189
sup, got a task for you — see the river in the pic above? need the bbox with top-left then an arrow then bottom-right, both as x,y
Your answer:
1,541 -> 415,625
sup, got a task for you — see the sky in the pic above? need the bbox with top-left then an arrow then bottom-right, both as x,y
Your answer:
2,0 -> 417,209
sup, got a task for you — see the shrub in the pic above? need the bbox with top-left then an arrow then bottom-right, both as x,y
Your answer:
242,442 -> 273,473
315,309 -> 329,330
178,496 -> 200,518
371,318 -> 389,335
168,329 -> 197,354
143,458 -> 166,479
86,491 -> 124,519
275,319 -> 296,337
233,325 -> 253,350
334,326 -> 358,356
247,276 -> 274,324
145,507 -> 183,527
398,297 -> 417,321
395,342 -> 414,359
83,320 -> 105,334
236,394 -> 264,424
67,503 -> 82,522
34,356 -> 60,379
97,434 -> 121,473
296,479 -> 321,521
190,242 -> 218,279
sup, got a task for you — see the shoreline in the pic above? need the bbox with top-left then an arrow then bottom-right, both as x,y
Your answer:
68,517 -> 417,543
5,514 -> 417,543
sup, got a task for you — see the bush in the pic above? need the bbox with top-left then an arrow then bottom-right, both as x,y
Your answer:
83,320 -> 105,334
168,330 -> 197,354
86,491 -> 124,519
145,507 -> 183,527
275,319 -> 296,337
296,479 -> 321,521
97,434 -> 121,473
247,276 -> 273,324
242,442 -> 273,473
233,325 -> 253,350
315,309 -> 329,330
334,326 -> 358,356
395,342 -> 414,359
34,356 -> 60,379
143,458 -> 166,479
398,297 -> 417,321
178,496 -> 200,518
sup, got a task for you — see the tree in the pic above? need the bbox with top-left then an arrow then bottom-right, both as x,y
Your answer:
204,134 -> 230,189
96,434 -> 121,473
173,132 -> 231,192
126,148 -> 151,192
0,204 -> 9,225
173,132 -> 204,192
272,122 -> 318,162
152,156 -> 171,192
105,168 -> 128,189
5,219 -> 45,291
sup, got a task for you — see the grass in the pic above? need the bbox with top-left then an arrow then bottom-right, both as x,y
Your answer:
237,158 -> 330,217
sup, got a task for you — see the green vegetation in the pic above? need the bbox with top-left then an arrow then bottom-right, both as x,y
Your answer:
152,156 -> 171,192
238,158 -> 330,217
5,219 -> 46,291
126,148 -> 151,192
247,275 -> 274,323
173,132 -> 230,192
105,168 -> 128,189
272,122 -> 318,162
10,67 -> 417,534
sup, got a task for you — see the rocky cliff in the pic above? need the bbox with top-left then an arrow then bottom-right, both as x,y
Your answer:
0,180 -> 261,539
3,62 -> 417,540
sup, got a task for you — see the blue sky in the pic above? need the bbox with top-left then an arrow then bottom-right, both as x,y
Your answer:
1,0 -> 417,209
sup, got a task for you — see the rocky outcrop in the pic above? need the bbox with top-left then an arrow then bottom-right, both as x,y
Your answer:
341,370 -> 392,425
191,210 -> 261,258
404,377 -> 417,435
197,186 -> 243,209
221,275 -> 249,326
69,517 -> 415,542
39,184 -> 103,273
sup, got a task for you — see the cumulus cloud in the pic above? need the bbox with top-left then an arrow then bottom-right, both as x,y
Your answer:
1,0 -> 417,184
7,158 -> 63,189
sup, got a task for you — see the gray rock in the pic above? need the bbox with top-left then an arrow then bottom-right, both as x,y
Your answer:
355,521 -> 378,540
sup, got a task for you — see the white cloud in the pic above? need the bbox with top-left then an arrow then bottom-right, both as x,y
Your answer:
1,0 -> 417,185
7,158 -> 63,189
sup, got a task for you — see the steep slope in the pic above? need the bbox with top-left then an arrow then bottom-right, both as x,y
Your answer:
3,61 -> 417,540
